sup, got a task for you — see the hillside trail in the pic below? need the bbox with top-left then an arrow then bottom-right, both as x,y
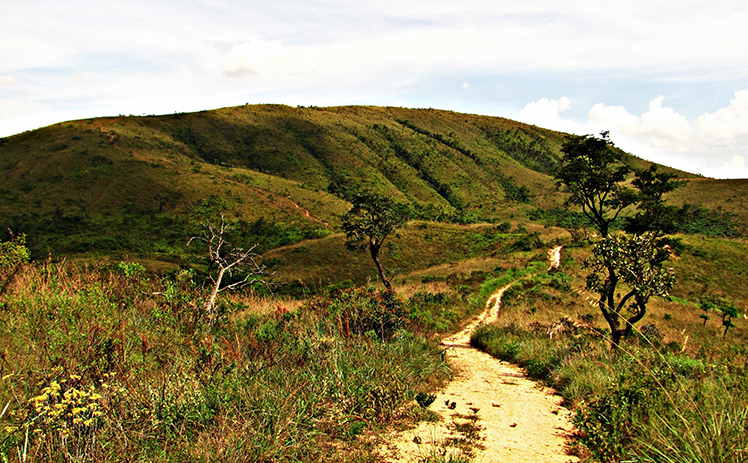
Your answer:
380,280 -> 578,463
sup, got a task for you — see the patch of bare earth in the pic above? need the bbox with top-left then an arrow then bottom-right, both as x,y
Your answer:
380,284 -> 579,463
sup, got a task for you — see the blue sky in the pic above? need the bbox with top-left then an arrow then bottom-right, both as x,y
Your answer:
1,0 -> 747,177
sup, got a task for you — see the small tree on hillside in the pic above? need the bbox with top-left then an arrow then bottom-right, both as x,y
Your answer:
188,215 -> 268,318
585,233 -> 676,345
555,132 -> 685,348
341,190 -> 409,293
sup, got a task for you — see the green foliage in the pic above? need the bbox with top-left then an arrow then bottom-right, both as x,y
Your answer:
674,203 -> 743,237
507,227 -> 544,252
556,131 -> 635,238
494,172 -> 532,203
0,232 -> 30,270
319,287 -> 408,341
624,165 -> 687,236
117,261 -> 146,279
0,232 -> 30,297
341,190 -> 409,291
479,126 -> 558,175
528,208 -> 591,229
700,296 -> 741,338
585,233 -> 676,345
471,322 -> 748,463
408,291 -> 461,333
341,190 -> 409,253
498,270 -> 571,313
555,134 -> 685,347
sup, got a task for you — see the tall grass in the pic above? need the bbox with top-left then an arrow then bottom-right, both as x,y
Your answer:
471,312 -> 748,462
0,262 -> 451,462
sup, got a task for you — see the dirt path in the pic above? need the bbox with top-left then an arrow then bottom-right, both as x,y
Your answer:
381,284 -> 578,463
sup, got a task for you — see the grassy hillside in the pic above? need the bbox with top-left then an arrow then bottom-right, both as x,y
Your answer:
0,104 -> 745,276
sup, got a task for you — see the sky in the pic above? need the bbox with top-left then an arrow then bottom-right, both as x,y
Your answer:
1,1 -> 747,178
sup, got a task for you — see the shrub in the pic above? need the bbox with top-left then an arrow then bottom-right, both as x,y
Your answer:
320,287 -> 408,341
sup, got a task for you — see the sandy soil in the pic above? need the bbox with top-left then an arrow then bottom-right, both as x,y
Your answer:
381,284 -> 579,463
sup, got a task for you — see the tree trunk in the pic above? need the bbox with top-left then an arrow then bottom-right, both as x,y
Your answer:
206,266 -> 226,314
611,329 -> 625,349
369,244 -> 392,293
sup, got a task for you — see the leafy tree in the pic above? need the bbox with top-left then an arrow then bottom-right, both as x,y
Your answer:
555,131 -> 636,238
341,190 -> 409,293
555,133 -> 685,347
625,165 -> 687,236
584,233 -> 676,345
701,296 -> 741,338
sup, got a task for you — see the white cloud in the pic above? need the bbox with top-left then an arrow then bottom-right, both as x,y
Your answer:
518,97 -> 580,133
722,155 -> 748,178
515,92 -> 748,178
589,96 -> 691,151
698,90 -> 748,140
462,82 -> 469,88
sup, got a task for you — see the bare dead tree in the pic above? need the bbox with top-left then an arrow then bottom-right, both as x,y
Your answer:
188,214 -> 269,318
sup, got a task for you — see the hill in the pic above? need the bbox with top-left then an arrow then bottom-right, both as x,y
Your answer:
0,104 -> 744,274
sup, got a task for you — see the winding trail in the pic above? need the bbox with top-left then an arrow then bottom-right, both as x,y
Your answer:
381,284 -> 578,463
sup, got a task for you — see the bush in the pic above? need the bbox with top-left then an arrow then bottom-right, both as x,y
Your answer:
320,287 -> 408,341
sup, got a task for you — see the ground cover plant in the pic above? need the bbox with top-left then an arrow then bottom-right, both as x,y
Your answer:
0,259 -> 456,462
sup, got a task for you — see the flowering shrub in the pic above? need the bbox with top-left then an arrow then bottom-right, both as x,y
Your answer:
4,373 -> 113,462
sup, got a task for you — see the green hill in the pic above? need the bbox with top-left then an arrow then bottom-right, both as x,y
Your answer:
0,104 -> 744,272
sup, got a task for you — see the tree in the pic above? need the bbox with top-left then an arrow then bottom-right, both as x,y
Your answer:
584,233 -> 676,346
188,215 -> 268,318
624,165 -> 686,237
341,190 -> 408,293
555,132 -> 685,348
700,296 -> 741,338
555,132 -> 636,238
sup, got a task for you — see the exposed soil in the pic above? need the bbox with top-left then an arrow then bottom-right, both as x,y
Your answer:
381,284 -> 579,463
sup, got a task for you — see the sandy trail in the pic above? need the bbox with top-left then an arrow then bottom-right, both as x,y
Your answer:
381,284 -> 578,463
